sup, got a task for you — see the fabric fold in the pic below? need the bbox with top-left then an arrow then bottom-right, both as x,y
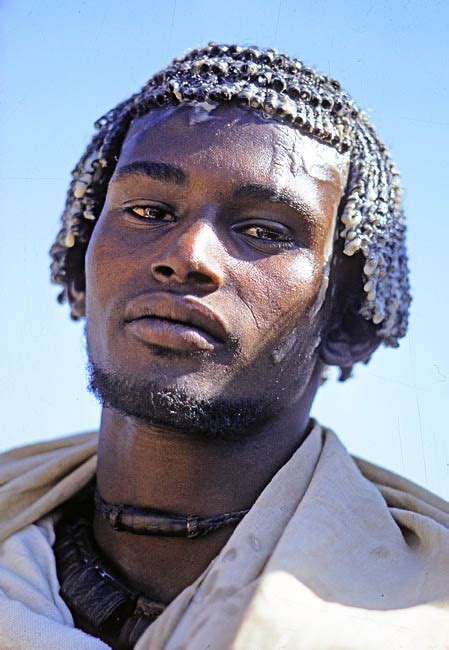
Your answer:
0,424 -> 448,649
137,425 -> 449,649
0,432 -> 97,544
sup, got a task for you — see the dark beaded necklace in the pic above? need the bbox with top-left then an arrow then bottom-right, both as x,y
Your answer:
54,485 -> 249,648
54,487 -> 166,650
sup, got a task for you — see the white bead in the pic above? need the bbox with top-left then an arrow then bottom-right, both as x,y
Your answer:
65,232 -> 75,248
73,180 -> 88,199
343,237 -> 361,256
364,259 -> 378,276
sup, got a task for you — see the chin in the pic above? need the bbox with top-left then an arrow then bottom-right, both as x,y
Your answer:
87,360 -> 283,441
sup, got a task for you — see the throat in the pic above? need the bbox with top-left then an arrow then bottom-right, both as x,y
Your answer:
92,405 -> 314,602
93,510 -> 237,602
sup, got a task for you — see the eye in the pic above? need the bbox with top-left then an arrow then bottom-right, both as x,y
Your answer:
243,225 -> 292,242
126,205 -> 176,222
235,221 -> 296,250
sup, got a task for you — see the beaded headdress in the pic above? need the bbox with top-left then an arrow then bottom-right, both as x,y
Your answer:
50,42 -> 410,347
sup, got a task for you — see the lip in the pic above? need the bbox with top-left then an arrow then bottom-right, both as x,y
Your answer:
124,293 -> 228,352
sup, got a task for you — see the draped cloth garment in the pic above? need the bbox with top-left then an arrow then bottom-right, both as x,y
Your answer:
1,422 -> 449,649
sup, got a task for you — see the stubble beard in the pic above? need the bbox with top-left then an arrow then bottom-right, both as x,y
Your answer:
87,357 -> 283,442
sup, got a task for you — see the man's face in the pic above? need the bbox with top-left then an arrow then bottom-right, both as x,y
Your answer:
85,104 -> 348,434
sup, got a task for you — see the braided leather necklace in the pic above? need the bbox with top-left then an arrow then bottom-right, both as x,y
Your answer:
95,488 -> 249,537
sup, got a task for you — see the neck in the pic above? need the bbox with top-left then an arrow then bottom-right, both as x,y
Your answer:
93,372 -> 320,603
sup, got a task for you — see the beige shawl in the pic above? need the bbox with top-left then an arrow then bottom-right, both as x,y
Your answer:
1,423 -> 449,649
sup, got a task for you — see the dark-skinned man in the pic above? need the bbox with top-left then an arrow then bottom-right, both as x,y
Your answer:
1,44 -> 448,650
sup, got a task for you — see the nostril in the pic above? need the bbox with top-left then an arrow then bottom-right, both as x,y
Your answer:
151,263 -> 221,288
154,265 -> 174,278
188,271 -> 213,285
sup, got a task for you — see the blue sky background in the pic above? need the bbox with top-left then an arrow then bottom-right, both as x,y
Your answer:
1,0 -> 448,497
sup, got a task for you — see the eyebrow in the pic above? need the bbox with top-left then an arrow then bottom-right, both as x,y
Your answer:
233,183 -> 313,221
112,161 -> 186,185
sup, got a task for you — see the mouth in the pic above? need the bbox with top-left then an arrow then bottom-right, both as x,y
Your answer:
124,293 -> 228,353
126,315 -> 220,352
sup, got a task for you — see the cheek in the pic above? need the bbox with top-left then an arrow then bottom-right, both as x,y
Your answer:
85,216 -> 141,311
241,251 -> 324,324
232,250 -> 327,363
85,227 -> 114,311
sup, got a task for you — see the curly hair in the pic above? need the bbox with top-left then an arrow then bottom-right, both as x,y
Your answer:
50,42 -> 410,349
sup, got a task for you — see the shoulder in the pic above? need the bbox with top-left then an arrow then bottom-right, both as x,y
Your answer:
353,454 -> 449,527
0,431 -> 98,467
0,431 -> 98,543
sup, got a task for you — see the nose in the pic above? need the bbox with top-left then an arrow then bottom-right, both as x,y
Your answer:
150,219 -> 224,292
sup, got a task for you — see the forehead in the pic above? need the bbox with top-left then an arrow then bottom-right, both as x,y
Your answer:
117,104 -> 349,198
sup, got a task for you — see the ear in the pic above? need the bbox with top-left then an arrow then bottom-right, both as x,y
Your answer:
67,279 -> 86,319
319,308 -> 381,368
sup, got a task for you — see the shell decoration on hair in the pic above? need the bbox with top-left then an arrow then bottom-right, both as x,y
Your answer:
50,42 -> 410,348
